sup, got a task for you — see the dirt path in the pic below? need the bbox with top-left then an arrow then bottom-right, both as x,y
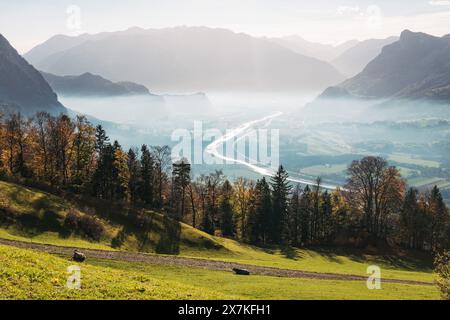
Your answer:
0,238 -> 433,286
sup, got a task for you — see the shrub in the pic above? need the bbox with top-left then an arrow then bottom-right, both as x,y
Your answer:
434,251 -> 450,300
78,215 -> 105,241
63,209 -> 81,233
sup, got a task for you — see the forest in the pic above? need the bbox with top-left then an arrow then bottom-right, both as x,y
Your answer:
0,112 -> 449,252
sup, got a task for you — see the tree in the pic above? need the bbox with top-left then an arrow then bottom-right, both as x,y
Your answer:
112,145 -> 130,201
270,165 -> 292,244
172,158 -> 191,218
299,185 -> 312,245
151,145 -> 171,208
219,180 -> 234,237
400,188 -> 428,249
428,186 -> 449,250
127,148 -> 141,204
140,145 -> 154,206
288,185 -> 302,246
71,115 -> 96,189
434,250 -> 450,300
255,177 -> 272,245
345,156 -> 405,239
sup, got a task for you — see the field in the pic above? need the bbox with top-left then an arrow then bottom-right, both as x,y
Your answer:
0,180 -> 442,299
0,245 -> 440,300
388,153 -> 441,168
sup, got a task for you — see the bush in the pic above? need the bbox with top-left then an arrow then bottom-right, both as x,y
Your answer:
62,209 -> 104,241
63,209 -> 81,233
434,251 -> 450,300
78,215 -> 105,241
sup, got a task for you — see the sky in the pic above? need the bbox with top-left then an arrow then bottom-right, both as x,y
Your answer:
1,0 -> 450,53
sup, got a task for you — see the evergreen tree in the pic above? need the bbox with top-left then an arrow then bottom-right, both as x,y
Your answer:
220,180 -> 234,236
140,144 -> 154,206
270,165 -> 292,244
289,185 -> 302,246
172,158 -> 191,218
127,148 -> 141,204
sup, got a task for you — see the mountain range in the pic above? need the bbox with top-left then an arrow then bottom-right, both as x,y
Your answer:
24,26 -> 344,92
268,36 -> 358,62
268,35 -> 398,77
325,30 -> 450,100
330,36 -> 399,77
0,34 -> 66,116
303,30 -> 450,122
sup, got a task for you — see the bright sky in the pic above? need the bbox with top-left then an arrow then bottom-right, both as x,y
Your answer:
1,0 -> 450,53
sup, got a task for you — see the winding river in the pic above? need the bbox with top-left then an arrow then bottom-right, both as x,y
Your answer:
205,112 -> 339,190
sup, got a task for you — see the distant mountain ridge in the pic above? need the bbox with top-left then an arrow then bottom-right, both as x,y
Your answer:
331,36 -> 399,77
315,30 -> 450,101
41,72 -> 152,97
268,36 -> 359,62
301,30 -> 450,123
25,26 -> 344,92
0,34 -> 66,116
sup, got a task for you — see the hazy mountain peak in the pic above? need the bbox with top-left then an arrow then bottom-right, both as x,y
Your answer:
26,27 -> 344,92
318,31 -> 450,101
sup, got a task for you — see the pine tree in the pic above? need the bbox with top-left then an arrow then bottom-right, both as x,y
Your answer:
127,148 -> 141,204
172,158 -> 191,218
429,186 -> 449,250
270,165 -> 292,244
140,144 -> 154,206
219,180 -> 234,237
289,185 -> 301,246
300,185 -> 312,245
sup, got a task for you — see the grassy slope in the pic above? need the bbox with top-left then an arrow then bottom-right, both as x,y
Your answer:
0,245 -> 231,299
0,245 -> 440,300
0,180 -> 435,283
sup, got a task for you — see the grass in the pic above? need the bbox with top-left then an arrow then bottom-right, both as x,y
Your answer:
0,245 -> 231,299
0,180 -> 436,284
300,164 -> 347,176
0,245 -> 440,300
388,153 -> 440,168
407,177 -> 447,188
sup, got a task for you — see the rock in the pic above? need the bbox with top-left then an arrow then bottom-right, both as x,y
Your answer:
232,268 -> 250,275
72,250 -> 86,262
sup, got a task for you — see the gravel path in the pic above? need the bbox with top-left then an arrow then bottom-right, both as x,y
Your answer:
0,238 -> 433,286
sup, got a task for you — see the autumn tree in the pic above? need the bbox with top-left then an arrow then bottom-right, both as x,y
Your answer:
345,156 -> 405,239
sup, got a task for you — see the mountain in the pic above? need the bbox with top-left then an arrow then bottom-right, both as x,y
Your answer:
336,31 -> 450,100
331,36 -> 399,77
303,31 -> 450,122
0,34 -> 66,116
25,26 -> 344,92
269,36 -> 359,62
41,71 -> 152,97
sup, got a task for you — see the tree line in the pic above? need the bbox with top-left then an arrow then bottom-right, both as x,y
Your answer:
0,112 -> 448,250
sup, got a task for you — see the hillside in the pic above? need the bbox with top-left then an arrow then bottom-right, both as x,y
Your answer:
24,26 -> 344,92
331,36 -> 398,77
0,180 -> 437,284
0,244 -> 439,300
0,34 -> 66,116
41,72 -> 153,97
338,30 -> 450,99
